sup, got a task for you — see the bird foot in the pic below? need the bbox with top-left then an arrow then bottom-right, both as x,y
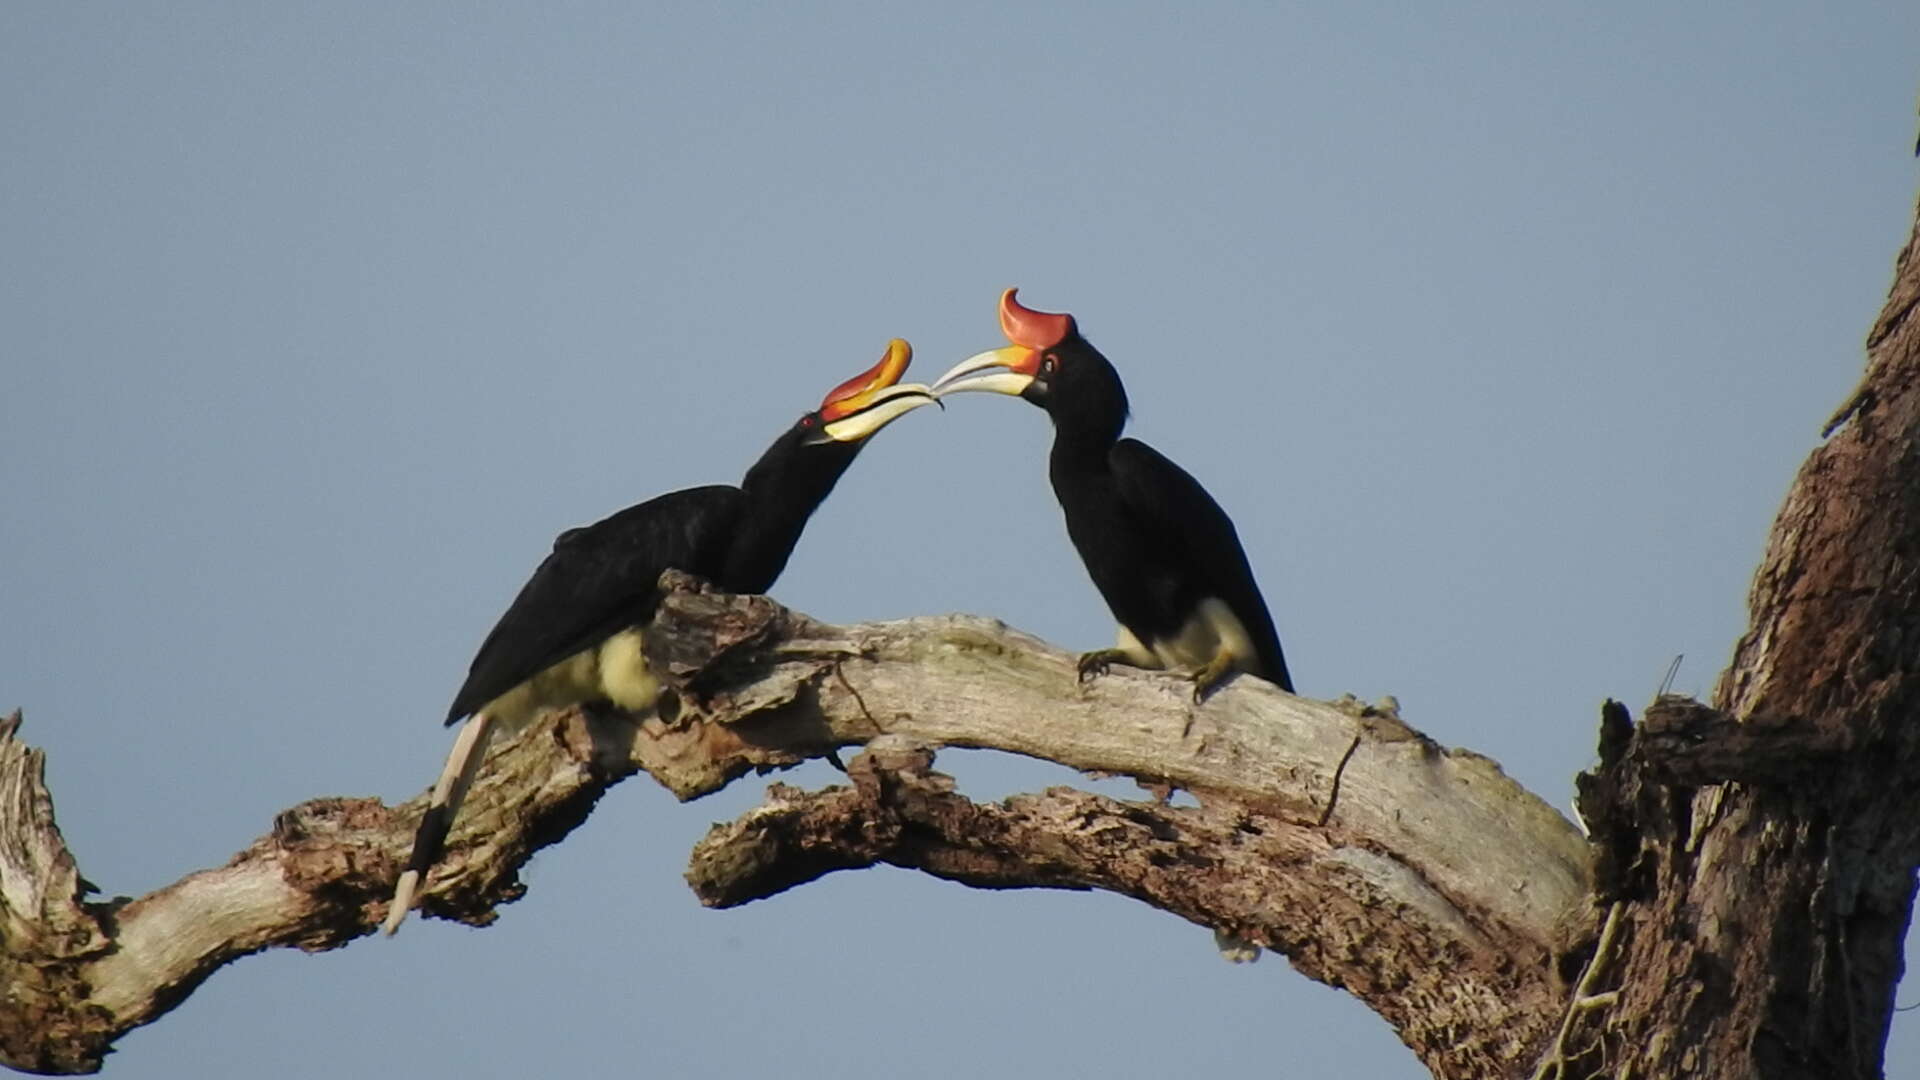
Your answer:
1077,649 -> 1128,683
1190,653 -> 1236,704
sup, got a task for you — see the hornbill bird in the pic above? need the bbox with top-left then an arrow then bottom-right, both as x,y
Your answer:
383,339 -> 935,935
931,289 -> 1294,704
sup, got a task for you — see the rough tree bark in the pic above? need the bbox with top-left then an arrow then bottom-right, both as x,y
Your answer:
1549,194 -> 1920,1078
2,200 -> 1917,1080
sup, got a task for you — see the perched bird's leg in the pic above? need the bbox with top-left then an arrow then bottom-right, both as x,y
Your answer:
1077,648 -> 1132,683
1190,649 -> 1237,703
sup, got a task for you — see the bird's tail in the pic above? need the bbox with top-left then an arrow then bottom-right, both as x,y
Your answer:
383,712 -> 496,936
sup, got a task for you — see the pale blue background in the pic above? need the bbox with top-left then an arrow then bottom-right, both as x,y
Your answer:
4,5 -> 1917,1077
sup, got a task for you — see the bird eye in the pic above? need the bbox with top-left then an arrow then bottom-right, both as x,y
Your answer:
800,414 -> 817,427
1041,354 -> 1059,374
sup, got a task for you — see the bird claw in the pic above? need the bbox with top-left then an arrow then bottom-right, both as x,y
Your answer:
1076,650 -> 1117,683
1190,656 -> 1234,704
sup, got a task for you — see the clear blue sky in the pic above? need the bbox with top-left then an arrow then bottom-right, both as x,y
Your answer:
4,5 -> 1916,1077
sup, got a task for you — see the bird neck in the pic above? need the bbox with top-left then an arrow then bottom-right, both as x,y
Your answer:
1048,419 -> 1118,475
1044,353 -> 1129,468
725,433 -> 859,591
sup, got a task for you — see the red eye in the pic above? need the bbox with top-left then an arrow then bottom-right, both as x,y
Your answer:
800,414 -> 817,427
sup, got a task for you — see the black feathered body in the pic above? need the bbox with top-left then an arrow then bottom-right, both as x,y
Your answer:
1052,437 -> 1291,692
443,486 -> 742,724
443,427 -> 861,726
1034,337 -> 1293,693
386,411 -> 877,935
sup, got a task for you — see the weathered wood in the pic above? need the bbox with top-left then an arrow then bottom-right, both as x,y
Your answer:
0,578 -> 1591,1075
0,711 -> 110,1075
689,734 -> 1567,1077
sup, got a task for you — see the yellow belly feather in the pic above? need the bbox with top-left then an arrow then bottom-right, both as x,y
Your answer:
479,627 -> 659,732
1121,598 -> 1263,678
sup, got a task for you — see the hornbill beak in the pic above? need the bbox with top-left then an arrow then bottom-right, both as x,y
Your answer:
930,288 -> 1075,399
815,338 -> 937,442
930,344 -> 1041,398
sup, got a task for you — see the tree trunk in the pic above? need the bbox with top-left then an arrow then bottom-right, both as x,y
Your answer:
1550,199 -> 1920,1078
0,200 -> 1916,1079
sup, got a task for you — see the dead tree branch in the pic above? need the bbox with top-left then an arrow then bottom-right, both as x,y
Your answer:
0,574 -> 1591,1076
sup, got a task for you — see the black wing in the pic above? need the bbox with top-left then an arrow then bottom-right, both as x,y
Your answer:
1108,438 -> 1293,692
443,484 -> 745,723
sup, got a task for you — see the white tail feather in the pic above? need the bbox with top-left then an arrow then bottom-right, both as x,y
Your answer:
383,712 -> 497,936
384,869 -> 424,936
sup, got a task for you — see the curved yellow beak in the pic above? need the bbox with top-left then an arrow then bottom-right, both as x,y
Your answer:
930,345 -> 1041,398
815,339 -> 936,443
